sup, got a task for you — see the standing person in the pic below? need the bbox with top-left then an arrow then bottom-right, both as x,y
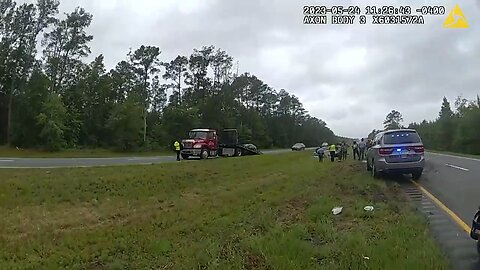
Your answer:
352,141 -> 359,160
316,146 -> 325,162
336,143 -> 342,161
174,140 -> 181,161
358,138 -> 367,161
328,143 -> 336,162
342,142 -> 348,161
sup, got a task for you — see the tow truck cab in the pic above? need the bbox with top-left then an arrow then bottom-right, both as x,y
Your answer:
181,129 -> 219,159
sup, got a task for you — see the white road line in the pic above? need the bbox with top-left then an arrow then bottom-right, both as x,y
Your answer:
0,159 -> 14,162
445,164 -> 470,172
428,151 -> 479,162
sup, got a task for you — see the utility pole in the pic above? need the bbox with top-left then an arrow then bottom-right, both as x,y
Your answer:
178,64 -> 182,105
235,61 -> 239,78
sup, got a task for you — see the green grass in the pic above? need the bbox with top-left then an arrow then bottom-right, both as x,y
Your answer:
0,146 -> 171,158
0,152 -> 449,269
427,149 -> 479,159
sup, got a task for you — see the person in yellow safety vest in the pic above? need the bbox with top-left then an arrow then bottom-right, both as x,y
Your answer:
328,144 -> 336,163
174,141 -> 181,161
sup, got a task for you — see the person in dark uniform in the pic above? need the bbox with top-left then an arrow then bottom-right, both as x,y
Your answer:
316,146 -> 325,162
352,141 -> 360,160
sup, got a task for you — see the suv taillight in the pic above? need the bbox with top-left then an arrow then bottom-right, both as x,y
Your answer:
413,146 -> 424,153
379,148 -> 393,156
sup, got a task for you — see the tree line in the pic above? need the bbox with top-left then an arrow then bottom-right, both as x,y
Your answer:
0,0 -> 336,151
367,96 -> 480,155
409,96 -> 480,155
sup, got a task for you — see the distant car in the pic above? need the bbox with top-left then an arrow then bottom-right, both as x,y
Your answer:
292,143 -> 306,151
366,129 -> 425,180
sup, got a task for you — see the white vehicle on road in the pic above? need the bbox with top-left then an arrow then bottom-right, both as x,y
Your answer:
292,143 -> 306,151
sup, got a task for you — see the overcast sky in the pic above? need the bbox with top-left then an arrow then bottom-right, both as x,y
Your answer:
23,0 -> 480,138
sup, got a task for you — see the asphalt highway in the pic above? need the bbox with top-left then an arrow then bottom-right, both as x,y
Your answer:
0,148 -> 297,169
421,152 -> 480,226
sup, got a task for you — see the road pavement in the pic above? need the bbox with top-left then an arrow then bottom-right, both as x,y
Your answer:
0,148 -> 297,168
412,152 -> 480,269
422,152 -> 480,227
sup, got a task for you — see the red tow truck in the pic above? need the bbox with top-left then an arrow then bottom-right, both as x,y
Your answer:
180,128 -> 261,160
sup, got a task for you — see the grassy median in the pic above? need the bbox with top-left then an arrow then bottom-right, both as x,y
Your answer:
427,149 -> 480,159
0,146 -> 171,158
0,152 -> 448,269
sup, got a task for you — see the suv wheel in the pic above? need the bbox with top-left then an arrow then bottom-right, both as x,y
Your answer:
200,149 -> 209,160
412,170 -> 423,180
372,161 -> 380,179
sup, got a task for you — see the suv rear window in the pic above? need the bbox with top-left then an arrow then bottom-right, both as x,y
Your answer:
383,131 -> 421,144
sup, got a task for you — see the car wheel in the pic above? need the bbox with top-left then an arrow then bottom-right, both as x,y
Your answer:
181,154 -> 190,160
477,240 -> 480,256
412,170 -> 423,180
200,149 -> 209,160
372,160 -> 380,179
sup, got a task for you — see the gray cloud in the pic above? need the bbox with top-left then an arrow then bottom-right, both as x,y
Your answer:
20,0 -> 480,137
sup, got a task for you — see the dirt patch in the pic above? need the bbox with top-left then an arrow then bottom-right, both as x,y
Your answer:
276,197 -> 309,226
305,233 -> 328,246
373,191 -> 387,203
243,250 -> 268,270
86,261 -> 104,270
335,217 -> 357,232
180,190 -> 203,205
372,183 -> 407,214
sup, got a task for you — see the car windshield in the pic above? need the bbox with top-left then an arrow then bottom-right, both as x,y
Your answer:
383,131 -> 421,144
189,131 -> 208,139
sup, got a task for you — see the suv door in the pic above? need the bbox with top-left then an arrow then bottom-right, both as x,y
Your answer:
367,134 -> 382,164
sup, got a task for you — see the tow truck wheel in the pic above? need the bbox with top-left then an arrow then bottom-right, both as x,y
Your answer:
200,149 -> 209,160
